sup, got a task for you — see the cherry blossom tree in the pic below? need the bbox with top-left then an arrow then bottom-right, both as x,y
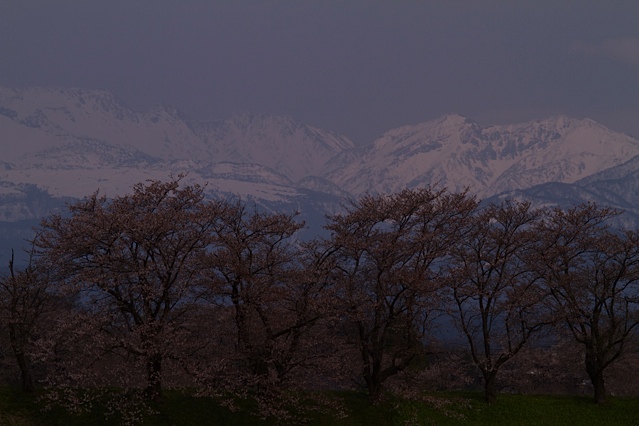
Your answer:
325,188 -> 476,401
200,202 -> 341,419
33,177 -> 224,401
447,200 -> 552,403
0,248 -> 55,393
534,204 -> 639,404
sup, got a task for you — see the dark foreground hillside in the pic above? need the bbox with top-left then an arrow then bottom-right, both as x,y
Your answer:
2,388 -> 639,425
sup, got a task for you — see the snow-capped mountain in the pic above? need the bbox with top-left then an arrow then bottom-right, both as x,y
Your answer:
0,86 -> 359,262
0,86 -> 208,163
488,152 -> 639,228
0,87 -> 354,184
191,113 -> 354,182
323,114 -> 639,198
3,85 -> 639,264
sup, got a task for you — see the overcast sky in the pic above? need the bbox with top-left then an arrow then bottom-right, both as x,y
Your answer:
1,1 -> 638,144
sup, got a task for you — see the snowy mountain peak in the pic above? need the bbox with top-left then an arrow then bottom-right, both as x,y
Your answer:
3,85 -> 639,229
5,85 -> 639,253
0,86 -> 138,123
432,112 -> 475,127
0,86 -> 356,183
323,114 -> 639,197
192,112 -> 355,182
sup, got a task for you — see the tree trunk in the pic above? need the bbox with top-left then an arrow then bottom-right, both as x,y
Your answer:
363,349 -> 413,402
366,376 -> 383,403
585,351 -> 607,404
364,360 -> 383,402
592,372 -> 607,404
145,353 -> 163,401
9,326 -> 35,393
483,370 -> 498,404
16,350 -> 35,393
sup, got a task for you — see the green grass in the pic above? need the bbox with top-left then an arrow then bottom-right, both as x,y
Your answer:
391,392 -> 639,426
1,387 -> 639,425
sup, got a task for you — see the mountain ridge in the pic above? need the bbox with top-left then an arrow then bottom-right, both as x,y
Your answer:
3,85 -> 639,239
323,113 -> 639,198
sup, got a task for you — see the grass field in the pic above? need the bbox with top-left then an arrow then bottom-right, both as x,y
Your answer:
1,387 -> 638,425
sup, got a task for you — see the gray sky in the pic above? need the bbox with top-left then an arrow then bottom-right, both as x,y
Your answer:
1,1 -> 638,144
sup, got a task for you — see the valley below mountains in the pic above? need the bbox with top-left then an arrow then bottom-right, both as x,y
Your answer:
2,85 -> 639,259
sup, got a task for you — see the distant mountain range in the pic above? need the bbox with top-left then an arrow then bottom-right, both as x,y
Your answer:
2,85 -> 639,262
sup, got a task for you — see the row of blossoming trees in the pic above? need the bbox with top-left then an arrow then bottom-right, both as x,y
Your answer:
1,177 -> 639,418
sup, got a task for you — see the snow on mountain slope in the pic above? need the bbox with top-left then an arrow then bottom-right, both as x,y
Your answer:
570,154 -> 639,212
4,85 -> 639,227
191,113 -> 355,182
323,114 -> 639,198
0,86 -> 209,162
0,86 -> 363,241
12,85 -> 639,259
485,116 -> 639,195
0,157 -> 301,202
0,87 -> 356,185
323,114 -> 484,195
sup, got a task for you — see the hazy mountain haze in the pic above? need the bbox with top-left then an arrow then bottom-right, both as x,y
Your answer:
1,1 -> 638,144
2,1 -> 639,263
4,85 -> 639,263
2,86 -> 639,208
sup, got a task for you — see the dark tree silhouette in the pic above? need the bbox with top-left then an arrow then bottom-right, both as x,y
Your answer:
448,200 -> 553,403
0,248 -> 54,393
326,188 -> 476,401
34,177 -> 224,401
535,204 -> 639,404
